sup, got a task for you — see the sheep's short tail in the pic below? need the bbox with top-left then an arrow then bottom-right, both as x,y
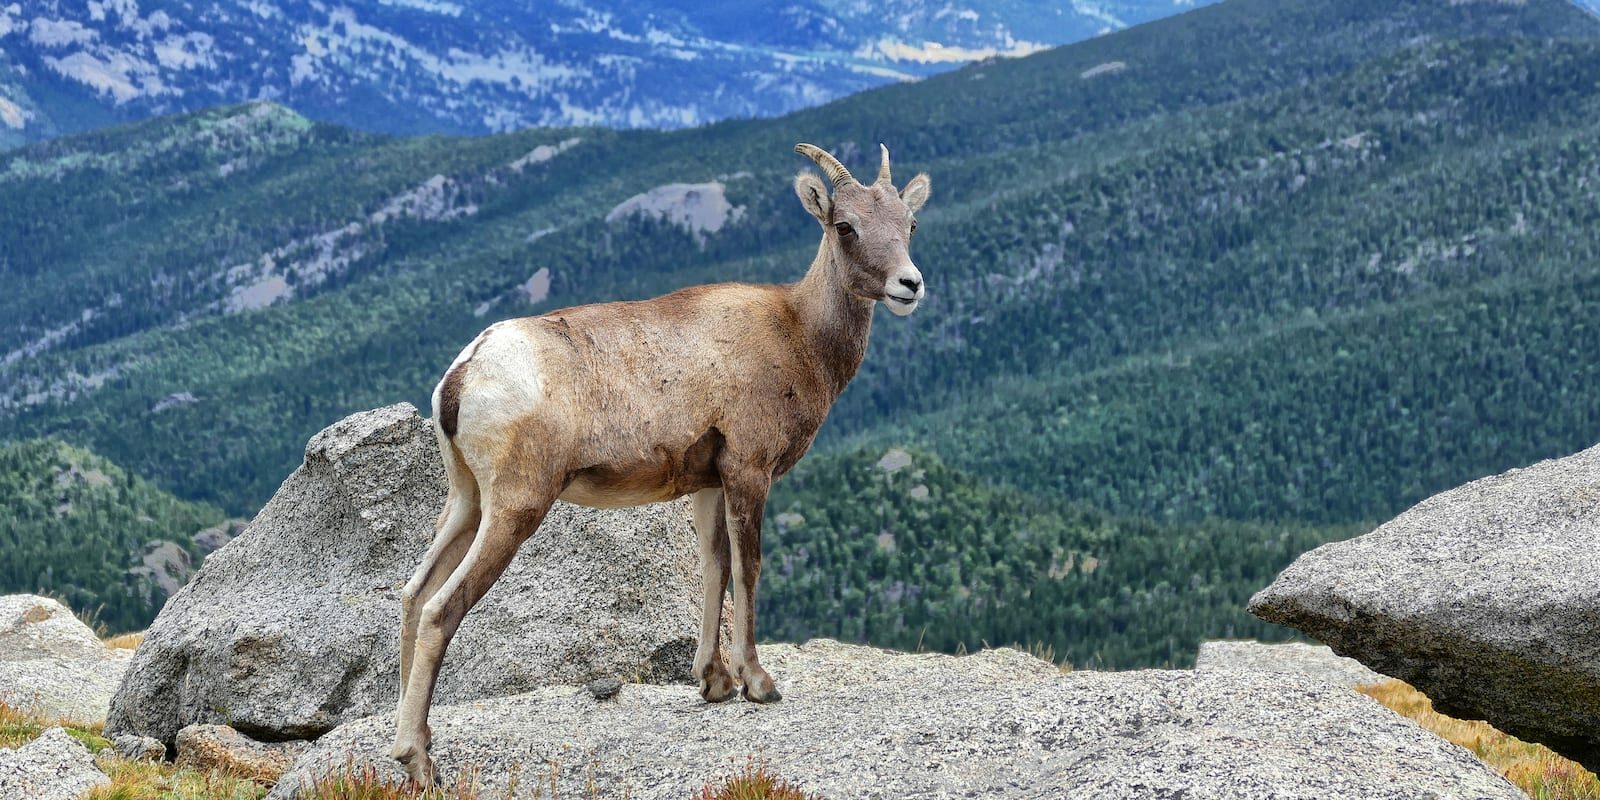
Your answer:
435,359 -> 470,438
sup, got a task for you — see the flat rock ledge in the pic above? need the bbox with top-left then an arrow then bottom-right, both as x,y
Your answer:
1250,442 -> 1600,774
0,594 -> 132,722
270,639 -> 1521,800
1196,640 -> 1386,689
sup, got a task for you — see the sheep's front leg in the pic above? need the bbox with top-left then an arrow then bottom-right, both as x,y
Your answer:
722,470 -> 780,703
691,488 -> 737,702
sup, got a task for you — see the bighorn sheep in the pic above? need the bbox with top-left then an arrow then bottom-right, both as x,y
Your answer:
391,143 -> 931,786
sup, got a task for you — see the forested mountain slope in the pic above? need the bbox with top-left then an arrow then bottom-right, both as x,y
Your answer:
0,440 -> 222,632
4,0 -> 1599,661
763,447 -> 1356,667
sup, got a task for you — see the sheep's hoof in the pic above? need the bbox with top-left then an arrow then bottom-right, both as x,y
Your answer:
742,684 -> 782,703
699,667 -> 738,703
408,760 -> 441,790
393,745 -> 439,789
740,669 -> 782,704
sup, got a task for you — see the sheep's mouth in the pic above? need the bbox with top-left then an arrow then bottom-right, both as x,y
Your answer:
887,294 -> 917,306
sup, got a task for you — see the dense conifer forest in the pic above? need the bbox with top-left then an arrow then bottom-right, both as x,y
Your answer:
0,441 -> 220,632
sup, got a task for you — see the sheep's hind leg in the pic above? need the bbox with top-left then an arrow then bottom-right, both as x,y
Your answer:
395,502 -> 477,758
691,488 -> 737,702
391,478 -> 557,787
398,439 -> 480,712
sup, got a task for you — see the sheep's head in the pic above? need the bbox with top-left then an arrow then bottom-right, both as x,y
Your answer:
794,143 -> 931,317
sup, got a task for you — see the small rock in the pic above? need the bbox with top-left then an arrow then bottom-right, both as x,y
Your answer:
151,391 -> 198,413
175,724 -> 308,783
0,727 -> 109,800
112,734 -> 166,762
875,447 -> 913,474
126,540 -> 193,602
587,677 -> 622,700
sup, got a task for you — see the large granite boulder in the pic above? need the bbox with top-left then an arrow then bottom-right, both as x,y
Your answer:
269,639 -> 1523,800
0,727 -> 109,800
0,594 -> 132,722
1250,443 -> 1600,774
108,403 -> 703,749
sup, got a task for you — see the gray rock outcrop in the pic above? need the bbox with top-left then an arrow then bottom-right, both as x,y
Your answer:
193,519 -> 249,554
0,727 -> 109,800
1196,640 -> 1385,688
1250,443 -> 1600,774
0,594 -> 132,721
270,639 -> 1523,800
107,403 -> 704,750
127,540 -> 193,602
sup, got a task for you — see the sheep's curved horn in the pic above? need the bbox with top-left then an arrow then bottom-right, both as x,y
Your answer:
876,143 -> 892,185
795,143 -> 855,189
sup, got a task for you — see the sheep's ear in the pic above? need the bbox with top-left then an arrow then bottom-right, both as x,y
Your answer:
900,173 -> 931,213
794,171 -> 832,225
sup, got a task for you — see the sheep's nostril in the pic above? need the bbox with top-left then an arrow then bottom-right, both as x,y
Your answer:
899,277 -> 922,293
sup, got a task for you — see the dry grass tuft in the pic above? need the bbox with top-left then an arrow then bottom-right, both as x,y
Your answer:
104,631 -> 147,650
300,760 -> 530,800
302,762 -> 481,800
0,698 -> 107,751
292,758 -> 820,800
0,699 -> 47,750
85,755 -> 267,800
299,759 -> 619,800
1360,679 -> 1600,800
1021,641 -> 1074,673
694,760 -> 821,800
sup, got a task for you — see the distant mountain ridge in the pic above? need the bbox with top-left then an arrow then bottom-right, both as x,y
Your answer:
0,0 -> 1216,148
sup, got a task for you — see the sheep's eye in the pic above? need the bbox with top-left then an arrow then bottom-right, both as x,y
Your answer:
910,219 -> 918,235
834,221 -> 855,238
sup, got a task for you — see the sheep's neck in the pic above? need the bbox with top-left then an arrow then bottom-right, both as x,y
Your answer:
792,240 -> 874,398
